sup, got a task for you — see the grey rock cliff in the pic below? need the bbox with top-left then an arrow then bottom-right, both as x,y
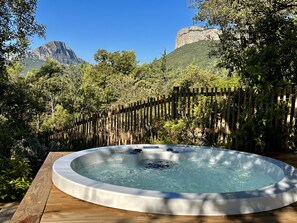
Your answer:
27,41 -> 85,64
175,26 -> 220,49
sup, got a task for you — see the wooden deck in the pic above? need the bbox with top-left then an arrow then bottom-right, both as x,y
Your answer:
10,152 -> 297,223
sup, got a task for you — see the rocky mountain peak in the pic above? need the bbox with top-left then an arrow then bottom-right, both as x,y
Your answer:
175,26 -> 221,49
27,41 -> 85,64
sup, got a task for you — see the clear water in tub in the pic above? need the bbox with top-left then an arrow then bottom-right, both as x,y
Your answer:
75,153 -> 283,193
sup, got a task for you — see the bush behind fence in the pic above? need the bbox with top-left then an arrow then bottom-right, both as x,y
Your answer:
42,86 -> 297,153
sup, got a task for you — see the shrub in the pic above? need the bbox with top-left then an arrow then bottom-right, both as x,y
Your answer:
153,96 -> 213,145
0,156 -> 32,201
232,99 -> 296,152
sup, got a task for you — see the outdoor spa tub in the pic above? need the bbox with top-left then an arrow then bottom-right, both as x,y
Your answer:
52,144 -> 297,216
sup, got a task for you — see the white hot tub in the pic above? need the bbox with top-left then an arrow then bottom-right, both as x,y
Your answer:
52,144 -> 297,216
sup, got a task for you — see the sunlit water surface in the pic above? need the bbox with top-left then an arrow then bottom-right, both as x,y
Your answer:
76,154 -> 281,193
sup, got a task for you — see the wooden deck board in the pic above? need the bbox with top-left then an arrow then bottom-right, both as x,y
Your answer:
11,152 -> 297,223
10,152 -> 71,223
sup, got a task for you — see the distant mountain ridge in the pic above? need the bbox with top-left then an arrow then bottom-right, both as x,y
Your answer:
26,41 -> 85,64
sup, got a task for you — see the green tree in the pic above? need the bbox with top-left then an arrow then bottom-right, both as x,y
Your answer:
80,63 -> 110,112
25,59 -> 85,133
0,0 -> 44,133
94,49 -> 137,75
0,0 -> 45,73
40,104 -> 72,131
0,0 -> 45,155
0,63 -> 41,148
59,64 -> 84,114
173,64 -> 215,88
26,59 -> 65,116
160,49 -> 167,73
85,49 -> 138,107
191,0 -> 297,87
0,63 -> 43,202
0,0 -> 46,201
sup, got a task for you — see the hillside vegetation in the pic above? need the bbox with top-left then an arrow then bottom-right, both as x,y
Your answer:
166,41 -> 218,70
22,57 -> 45,74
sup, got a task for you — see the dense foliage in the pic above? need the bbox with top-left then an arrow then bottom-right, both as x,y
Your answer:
0,0 -> 45,73
153,87 -> 296,152
0,0 -> 45,201
0,157 -> 32,201
191,0 -> 297,87
21,50 -> 239,133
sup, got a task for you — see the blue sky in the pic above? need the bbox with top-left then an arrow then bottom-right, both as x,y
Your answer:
31,0 -> 199,64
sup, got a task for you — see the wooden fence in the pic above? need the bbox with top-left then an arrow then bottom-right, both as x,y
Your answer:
43,86 -> 297,153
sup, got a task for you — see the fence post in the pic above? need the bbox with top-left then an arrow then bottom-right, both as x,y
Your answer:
92,113 -> 98,147
172,87 -> 179,119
